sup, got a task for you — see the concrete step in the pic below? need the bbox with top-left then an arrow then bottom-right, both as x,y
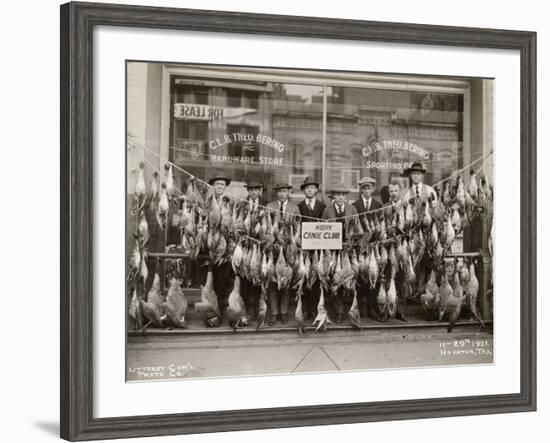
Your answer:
130,311 -> 491,337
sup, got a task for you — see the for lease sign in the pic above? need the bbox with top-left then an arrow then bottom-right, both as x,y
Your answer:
173,103 -> 256,120
301,222 -> 342,250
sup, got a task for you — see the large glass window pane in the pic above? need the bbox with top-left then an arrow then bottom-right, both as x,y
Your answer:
165,77 -> 326,288
168,77 -> 324,202
324,87 -> 463,203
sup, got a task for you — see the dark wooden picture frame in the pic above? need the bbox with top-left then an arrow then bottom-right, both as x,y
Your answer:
60,2 -> 537,440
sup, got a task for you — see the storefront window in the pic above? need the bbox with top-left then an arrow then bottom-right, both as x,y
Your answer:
143,71 -> 473,285
169,77 -> 324,201
325,87 -> 463,203
168,78 -> 464,204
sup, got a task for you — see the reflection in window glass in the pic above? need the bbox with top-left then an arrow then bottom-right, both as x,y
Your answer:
168,78 -> 464,206
169,78 -> 324,202
325,87 -> 463,204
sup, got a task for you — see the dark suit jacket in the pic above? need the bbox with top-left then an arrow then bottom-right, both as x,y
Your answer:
321,203 -> 358,242
353,197 -> 383,231
245,196 -> 267,210
322,202 -> 358,220
297,199 -> 326,221
266,200 -> 300,223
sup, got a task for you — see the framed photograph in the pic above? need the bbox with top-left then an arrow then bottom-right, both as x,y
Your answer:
60,1 -> 536,441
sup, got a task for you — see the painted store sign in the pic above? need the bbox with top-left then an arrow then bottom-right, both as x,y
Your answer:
362,139 -> 433,160
361,139 -> 434,170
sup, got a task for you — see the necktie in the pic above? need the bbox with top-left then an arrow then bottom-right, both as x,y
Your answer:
365,199 -> 370,211
279,201 -> 284,214
337,204 -> 344,217
309,200 -> 314,211
416,185 -> 420,198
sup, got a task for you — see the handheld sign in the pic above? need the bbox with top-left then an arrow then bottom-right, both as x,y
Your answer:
301,222 -> 342,250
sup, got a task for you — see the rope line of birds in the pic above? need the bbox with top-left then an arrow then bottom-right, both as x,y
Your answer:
128,142 -> 494,334
138,141 -> 492,222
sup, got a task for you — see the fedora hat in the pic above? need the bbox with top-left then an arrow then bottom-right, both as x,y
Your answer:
404,162 -> 427,175
300,175 -> 320,190
244,180 -> 263,189
330,183 -> 350,195
208,171 -> 231,186
273,182 -> 293,191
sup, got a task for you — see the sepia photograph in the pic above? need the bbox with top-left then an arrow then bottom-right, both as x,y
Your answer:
126,61 -> 494,381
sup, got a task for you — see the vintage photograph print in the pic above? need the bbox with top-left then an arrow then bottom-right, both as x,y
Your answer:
126,62 -> 494,381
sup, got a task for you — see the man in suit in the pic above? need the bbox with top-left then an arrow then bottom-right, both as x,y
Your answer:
266,182 -> 300,325
322,183 -> 357,323
353,176 -> 384,320
208,170 -> 230,203
244,179 -> 266,212
297,176 -> 326,320
206,171 -> 233,321
388,180 -> 402,205
266,182 -> 300,224
322,183 -> 358,238
297,176 -> 325,221
242,180 -> 266,320
353,176 -> 383,231
384,179 -> 402,219
402,162 -> 437,203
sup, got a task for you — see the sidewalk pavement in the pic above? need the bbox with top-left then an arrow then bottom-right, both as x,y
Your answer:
127,326 -> 493,381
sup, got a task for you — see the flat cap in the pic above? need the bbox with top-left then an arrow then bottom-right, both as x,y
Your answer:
358,176 -> 376,187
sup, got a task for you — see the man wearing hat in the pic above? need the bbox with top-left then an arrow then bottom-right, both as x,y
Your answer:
206,171 -> 233,321
208,170 -> 231,204
297,176 -> 326,320
297,176 -> 326,221
402,162 -> 436,298
353,176 -> 384,320
322,183 -> 357,226
267,182 -> 300,223
266,182 -> 300,325
322,184 -> 357,323
244,180 -> 266,212
353,176 -> 383,231
402,162 -> 437,203
242,180 -> 267,320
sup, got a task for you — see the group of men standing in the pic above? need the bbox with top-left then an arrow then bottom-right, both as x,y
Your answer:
204,161 -> 436,327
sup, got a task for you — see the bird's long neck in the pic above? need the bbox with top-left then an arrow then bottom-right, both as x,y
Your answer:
205,271 -> 213,287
